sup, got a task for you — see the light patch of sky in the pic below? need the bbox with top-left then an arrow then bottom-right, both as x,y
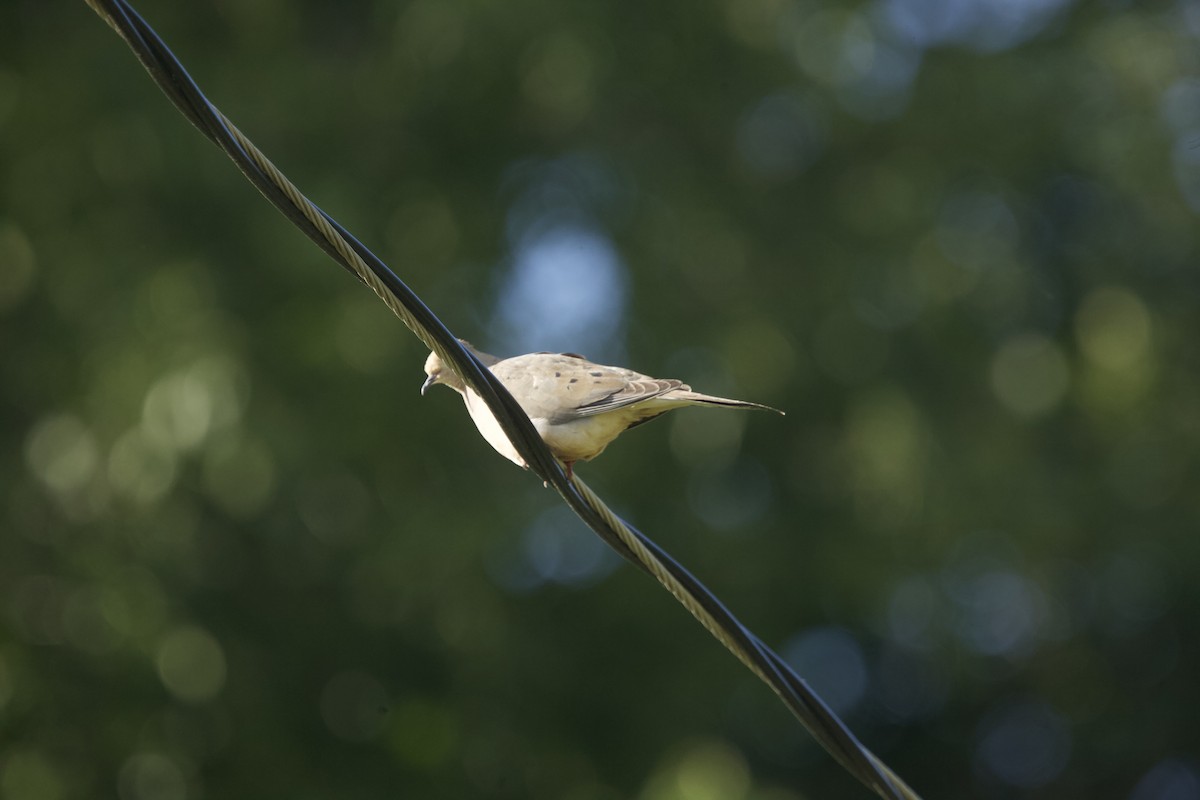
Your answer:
878,0 -> 1075,53
777,0 -> 1071,123
835,34 -> 923,120
1186,0 -> 1200,40
784,9 -> 920,122
974,701 -> 1071,789
951,569 -> 1045,657
493,224 -> 626,357
1162,79 -> 1200,214
484,505 -> 620,592
781,626 -> 869,716
1130,759 -> 1200,800
1171,139 -> 1200,213
686,456 -> 773,532
492,155 -> 629,359
736,92 -> 827,178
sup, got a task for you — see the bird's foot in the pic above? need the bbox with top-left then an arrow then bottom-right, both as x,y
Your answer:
541,462 -> 576,488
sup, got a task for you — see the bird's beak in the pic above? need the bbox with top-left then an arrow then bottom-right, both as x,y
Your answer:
421,375 -> 436,396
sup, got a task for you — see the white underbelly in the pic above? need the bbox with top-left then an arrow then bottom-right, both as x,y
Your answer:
462,389 -> 527,468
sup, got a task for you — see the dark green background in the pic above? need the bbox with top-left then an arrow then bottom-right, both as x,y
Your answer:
2,1 -> 1198,798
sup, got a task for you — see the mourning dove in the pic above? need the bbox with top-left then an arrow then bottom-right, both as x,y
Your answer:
421,341 -> 783,477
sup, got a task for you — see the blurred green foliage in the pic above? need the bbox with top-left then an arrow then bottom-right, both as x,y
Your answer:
2,1 -> 1199,798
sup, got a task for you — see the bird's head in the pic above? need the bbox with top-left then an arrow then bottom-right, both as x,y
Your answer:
422,340 -> 493,396
421,350 -> 454,396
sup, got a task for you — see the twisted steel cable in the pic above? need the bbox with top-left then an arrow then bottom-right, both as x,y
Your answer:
83,2 -> 921,797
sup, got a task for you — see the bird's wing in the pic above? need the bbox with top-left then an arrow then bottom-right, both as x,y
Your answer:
489,353 -> 687,421
572,370 -> 685,416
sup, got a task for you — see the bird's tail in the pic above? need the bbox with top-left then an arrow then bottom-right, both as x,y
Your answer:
671,391 -> 785,415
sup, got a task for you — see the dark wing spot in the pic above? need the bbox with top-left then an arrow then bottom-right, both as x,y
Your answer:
569,378 -> 578,384
555,372 -> 561,377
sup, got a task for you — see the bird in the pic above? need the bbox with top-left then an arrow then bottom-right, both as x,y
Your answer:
421,341 -> 783,478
